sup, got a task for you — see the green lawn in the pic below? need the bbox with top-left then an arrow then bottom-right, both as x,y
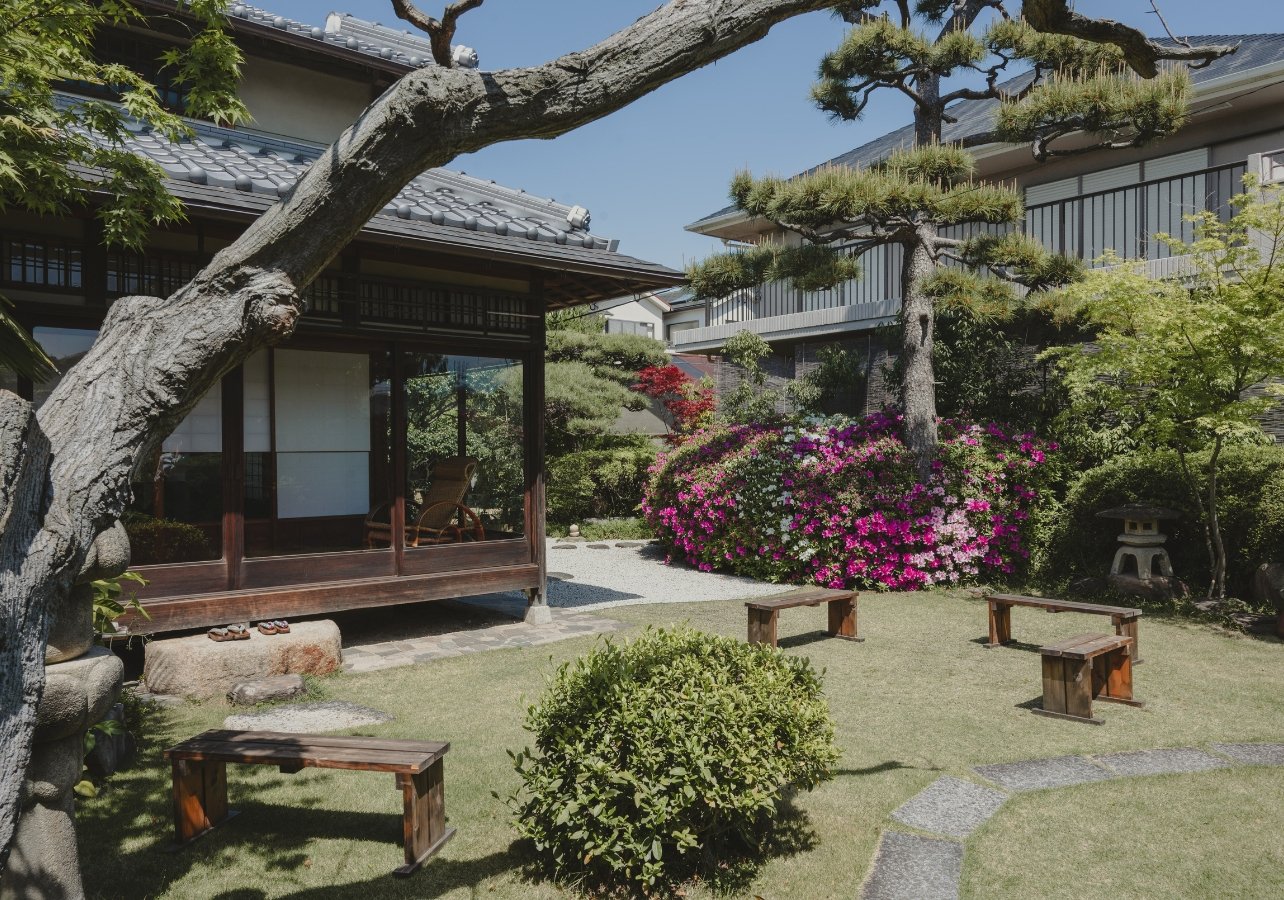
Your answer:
78,589 -> 1284,899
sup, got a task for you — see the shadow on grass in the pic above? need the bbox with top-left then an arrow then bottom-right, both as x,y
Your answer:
777,631 -> 846,650
831,761 -> 913,777
78,707 -> 530,899
969,636 -> 1043,654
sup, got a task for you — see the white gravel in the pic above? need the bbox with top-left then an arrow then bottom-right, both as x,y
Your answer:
223,700 -> 393,733
542,539 -> 791,611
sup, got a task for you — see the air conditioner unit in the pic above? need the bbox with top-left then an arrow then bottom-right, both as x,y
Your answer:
1250,151 -> 1284,185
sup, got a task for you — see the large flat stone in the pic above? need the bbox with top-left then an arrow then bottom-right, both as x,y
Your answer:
973,755 -> 1112,792
1213,742 -> 1284,766
143,620 -> 341,700
228,674 -> 307,706
861,831 -> 962,900
1095,747 -> 1229,777
890,776 -> 1008,838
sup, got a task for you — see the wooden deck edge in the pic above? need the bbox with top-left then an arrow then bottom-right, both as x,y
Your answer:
116,564 -> 540,635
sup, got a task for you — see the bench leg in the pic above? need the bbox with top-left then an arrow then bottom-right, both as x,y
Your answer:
1095,646 -> 1144,709
171,759 -> 235,845
394,760 -> 455,878
1113,615 -> 1142,664
748,608 -> 779,648
1033,657 -> 1104,725
986,602 -> 1012,648
827,597 -> 864,642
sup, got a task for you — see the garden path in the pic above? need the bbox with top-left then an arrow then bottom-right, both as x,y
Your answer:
341,540 -> 789,673
860,743 -> 1284,900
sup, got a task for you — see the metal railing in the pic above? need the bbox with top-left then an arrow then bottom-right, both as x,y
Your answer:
698,159 -> 1251,332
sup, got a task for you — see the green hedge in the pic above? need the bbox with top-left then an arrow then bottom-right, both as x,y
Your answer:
1034,444 -> 1284,597
122,511 -> 213,565
547,444 -> 656,524
508,628 -> 838,895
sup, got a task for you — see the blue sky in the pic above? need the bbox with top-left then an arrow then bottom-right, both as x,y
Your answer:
261,1 -> 1273,271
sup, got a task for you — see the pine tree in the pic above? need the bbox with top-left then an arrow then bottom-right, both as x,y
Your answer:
688,1 -> 1235,472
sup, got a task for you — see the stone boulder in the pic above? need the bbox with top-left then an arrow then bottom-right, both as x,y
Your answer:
1251,563 -> 1284,611
1107,573 -> 1189,602
143,620 -> 342,700
228,674 -> 307,706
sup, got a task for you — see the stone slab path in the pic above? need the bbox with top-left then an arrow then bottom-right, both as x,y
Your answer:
860,742 -> 1284,899
341,608 -> 623,674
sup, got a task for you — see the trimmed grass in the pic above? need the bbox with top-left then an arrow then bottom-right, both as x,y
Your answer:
78,589 -> 1284,898
963,768 -> 1284,899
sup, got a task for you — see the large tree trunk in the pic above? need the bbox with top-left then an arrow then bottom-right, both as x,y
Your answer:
0,0 -> 841,873
900,225 -> 939,477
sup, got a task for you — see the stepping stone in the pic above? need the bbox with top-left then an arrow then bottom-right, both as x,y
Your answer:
890,776 -> 1007,838
224,700 -> 393,733
585,543 -> 610,549
552,544 -> 578,550
615,541 -> 646,548
974,755 -> 1112,792
1213,742 -> 1284,766
227,674 -> 307,706
861,831 -> 962,900
1095,747 -> 1229,777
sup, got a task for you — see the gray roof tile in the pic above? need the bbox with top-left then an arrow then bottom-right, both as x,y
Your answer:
69,97 -> 617,253
227,4 -> 438,69
691,34 -> 1284,227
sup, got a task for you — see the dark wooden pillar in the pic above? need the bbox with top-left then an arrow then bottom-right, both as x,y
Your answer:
82,218 -> 106,307
523,275 -> 548,621
391,346 -> 407,574
221,367 -> 244,590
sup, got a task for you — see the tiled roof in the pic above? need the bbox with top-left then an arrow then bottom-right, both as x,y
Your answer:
72,99 -> 616,252
690,34 -> 1284,228
226,4 -> 438,69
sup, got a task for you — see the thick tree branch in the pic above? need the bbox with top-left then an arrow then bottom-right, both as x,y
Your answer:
7,0 -> 843,870
1023,0 -> 1237,78
391,0 -> 485,67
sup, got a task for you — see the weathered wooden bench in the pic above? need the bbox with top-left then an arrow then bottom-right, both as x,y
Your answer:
985,593 -> 1143,663
164,730 -> 453,877
746,587 -> 861,649
1034,633 -> 1143,725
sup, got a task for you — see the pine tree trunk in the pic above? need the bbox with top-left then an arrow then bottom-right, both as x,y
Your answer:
900,226 -> 939,478
0,0 -> 842,874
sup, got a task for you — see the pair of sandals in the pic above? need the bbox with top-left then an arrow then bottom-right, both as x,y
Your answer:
208,623 -> 251,642
257,620 -> 291,635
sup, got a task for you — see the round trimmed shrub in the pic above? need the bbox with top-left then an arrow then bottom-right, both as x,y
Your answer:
508,627 -> 838,895
642,413 -> 1056,591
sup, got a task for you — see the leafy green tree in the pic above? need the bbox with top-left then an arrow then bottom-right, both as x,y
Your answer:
0,1 -> 245,379
1047,182 -> 1284,602
688,1 -> 1234,472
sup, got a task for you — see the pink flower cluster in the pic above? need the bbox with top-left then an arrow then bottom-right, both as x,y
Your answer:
641,413 -> 1054,591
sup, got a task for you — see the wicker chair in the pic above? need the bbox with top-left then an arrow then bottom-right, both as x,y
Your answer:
363,456 -> 485,548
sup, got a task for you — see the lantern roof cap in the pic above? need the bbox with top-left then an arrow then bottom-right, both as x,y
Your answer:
1096,504 -> 1182,520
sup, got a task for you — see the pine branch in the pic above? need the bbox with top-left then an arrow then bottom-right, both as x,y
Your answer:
1022,0 -> 1237,78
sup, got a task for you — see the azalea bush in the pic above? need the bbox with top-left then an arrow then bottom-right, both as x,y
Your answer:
643,412 -> 1056,590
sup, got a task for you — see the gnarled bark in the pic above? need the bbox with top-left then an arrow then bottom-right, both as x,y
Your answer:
0,0 -> 842,874
900,227 -> 939,477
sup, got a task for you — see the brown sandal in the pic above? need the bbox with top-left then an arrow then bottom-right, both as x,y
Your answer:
226,624 -> 251,640
257,622 -> 278,635
271,620 -> 291,634
208,627 -> 231,642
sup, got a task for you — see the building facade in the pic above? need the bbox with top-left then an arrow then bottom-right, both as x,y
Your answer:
2,4 -> 681,633
676,34 -> 1284,413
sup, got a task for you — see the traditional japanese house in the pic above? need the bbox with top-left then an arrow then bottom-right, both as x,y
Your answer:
1,4 -> 683,632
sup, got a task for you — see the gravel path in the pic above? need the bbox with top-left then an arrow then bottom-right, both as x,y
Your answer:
543,539 -> 792,611
456,539 -> 792,619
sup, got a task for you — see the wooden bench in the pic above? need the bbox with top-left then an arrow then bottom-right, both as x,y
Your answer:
163,730 -> 453,877
1034,633 -> 1143,725
746,587 -> 861,649
985,593 -> 1143,663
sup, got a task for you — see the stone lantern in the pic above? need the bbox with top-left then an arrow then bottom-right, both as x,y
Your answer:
1096,504 -> 1180,582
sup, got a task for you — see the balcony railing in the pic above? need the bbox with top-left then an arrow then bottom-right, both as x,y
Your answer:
681,159 -> 1251,347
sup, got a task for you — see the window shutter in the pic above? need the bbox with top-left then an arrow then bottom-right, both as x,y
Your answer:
1025,177 -> 1078,206
1143,148 -> 1209,181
